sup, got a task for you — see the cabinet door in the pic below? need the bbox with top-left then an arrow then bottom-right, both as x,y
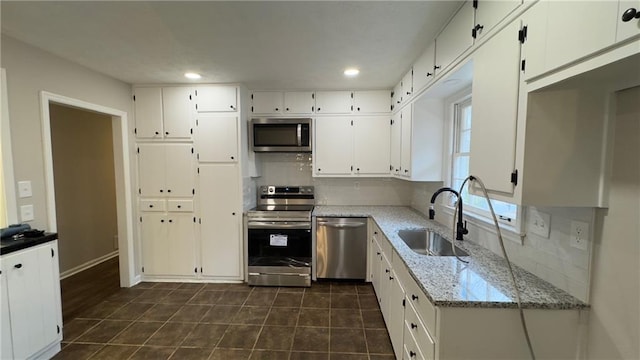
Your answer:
138,144 -> 166,197
389,270 -> 406,360
0,269 -> 12,359
544,1 -> 618,74
199,165 -> 242,278
413,42 -> 436,93
354,116 -> 391,175
616,0 -> 640,42
162,87 -> 194,139
3,244 -> 60,359
284,91 -> 315,114
315,91 -> 353,114
401,70 -> 414,103
164,144 -> 195,197
134,87 -> 163,138
390,112 -> 402,175
166,214 -> 197,276
392,82 -> 403,110
314,117 -> 353,175
470,21 -> 521,194
196,114 -> 238,163
435,1 -> 475,74
196,86 -> 237,112
521,1 -> 548,80
474,0 -> 522,40
140,213 -> 168,276
378,253 -> 392,322
370,237 -> 382,299
353,90 -> 391,113
400,108 -> 413,177
251,91 -> 283,114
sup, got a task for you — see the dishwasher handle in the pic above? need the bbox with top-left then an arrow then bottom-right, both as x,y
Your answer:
317,219 -> 367,229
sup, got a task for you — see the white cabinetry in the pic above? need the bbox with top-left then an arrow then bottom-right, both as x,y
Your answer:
617,1 -> 640,42
353,90 -> 391,113
435,1 -> 475,76
284,91 -> 315,114
473,0 -> 522,40
469,20 -> 522,194
134,87 -> 194,139
251,91 -> 283,114
251,91 -> 316,115
195,113 -> 238,163
199,165 -> 242,279
1,241 -> 62,360
413,42 -> 437,95
195,86 -> 238,112
388,266 -> 406,360
140,213 -> 196,276
401,70 -> 414,104
315,91 -> 353,114
1,269 -> 12,359
137,143 -> 195,197
314,116 -> 390,176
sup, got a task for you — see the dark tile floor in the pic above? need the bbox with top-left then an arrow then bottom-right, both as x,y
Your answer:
54,281 -> 396,360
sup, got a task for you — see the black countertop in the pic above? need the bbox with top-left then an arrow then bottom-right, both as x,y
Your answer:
1,233 -> 58,255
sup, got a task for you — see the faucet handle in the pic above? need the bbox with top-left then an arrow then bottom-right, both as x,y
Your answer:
461,221 -> 469,235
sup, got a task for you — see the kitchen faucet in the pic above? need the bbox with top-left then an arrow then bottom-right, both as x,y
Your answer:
429,187 -> 468,240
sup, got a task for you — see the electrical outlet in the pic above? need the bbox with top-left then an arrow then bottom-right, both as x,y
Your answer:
570,220 -> 589,250
20,204 -> 34,222
529,210 -> 551,238
18,181 -> 32,198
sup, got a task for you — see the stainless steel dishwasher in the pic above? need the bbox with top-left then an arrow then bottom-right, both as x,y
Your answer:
316,217 -> 368,279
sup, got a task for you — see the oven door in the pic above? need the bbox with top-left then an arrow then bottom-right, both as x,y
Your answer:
247,223 -> 312,267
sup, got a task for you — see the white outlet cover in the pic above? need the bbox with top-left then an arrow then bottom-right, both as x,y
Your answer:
17,180 -> 32,198
529,210 -> 551,238
570,220 -> 589,251
20,204 -> 34,222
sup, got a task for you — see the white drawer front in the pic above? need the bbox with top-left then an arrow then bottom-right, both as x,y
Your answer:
140,199 -> 166,212
394,255 -> 437,336
167,200 -> 194,212
405,301 -> 435,360
403,322 -> 426,360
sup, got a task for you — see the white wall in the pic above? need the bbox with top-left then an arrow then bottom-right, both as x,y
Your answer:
0,35 -> 133,230
586,86 -> 639,359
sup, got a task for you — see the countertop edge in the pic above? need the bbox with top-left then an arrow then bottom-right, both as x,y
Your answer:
1,233 -> 59,255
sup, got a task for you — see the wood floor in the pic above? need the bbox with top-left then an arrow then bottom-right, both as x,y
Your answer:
61,256 -> 121,323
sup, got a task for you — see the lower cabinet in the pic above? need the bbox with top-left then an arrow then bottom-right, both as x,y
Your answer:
140,212 -> 197,276
0,241 -> 62,360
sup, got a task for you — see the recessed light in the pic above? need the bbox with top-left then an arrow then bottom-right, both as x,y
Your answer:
184,72 -> 202,79
344,68 -> 360,77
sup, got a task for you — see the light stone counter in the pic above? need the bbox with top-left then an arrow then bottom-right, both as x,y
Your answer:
313,205 -> 587,310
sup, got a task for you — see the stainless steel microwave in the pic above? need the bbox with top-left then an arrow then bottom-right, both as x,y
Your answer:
250,118 -> 312,152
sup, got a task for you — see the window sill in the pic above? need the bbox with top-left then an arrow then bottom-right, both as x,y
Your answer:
440,205 -> 525,245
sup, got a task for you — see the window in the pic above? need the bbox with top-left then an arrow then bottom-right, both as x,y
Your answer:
450,96 -> 518,225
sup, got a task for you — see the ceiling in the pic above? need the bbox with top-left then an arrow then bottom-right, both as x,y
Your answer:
1,1 -> 463,90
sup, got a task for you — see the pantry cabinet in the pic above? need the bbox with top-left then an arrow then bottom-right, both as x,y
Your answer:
195,113 -> 238,163
195,86 -> 237,112
315,91 -> 353,114
434,1 -> 475,76
137,143 -> 195,198
134,87 -> 194,139
1,241 -> 62,360
199,164 -> 243,279
469,20 -> 522,194
140,213 -> 196,276
314,116 -> 390,176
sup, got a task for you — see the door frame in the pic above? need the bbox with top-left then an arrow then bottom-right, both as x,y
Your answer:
40,91 -> 136,287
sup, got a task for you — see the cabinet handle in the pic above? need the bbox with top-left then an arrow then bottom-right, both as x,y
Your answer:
232,212 -> 236,215
155,131 -> 159,135
160,189 -> 164,193
376,252 -> 381,255
286,107 -> 290,111
404,169 -> 409,173
231,156 -> 235,160
426,72 -> 433,77
317,107 -> 321,111
385,269 -> 390,273
411,323 -> 417,329
161,219 -> 165,223
177,205 -> 182,208
167,189 -> 172,193
318,168 -> 321,172
374,231 -> 378,234
434,65 -> 441,70
149,205 -> 153,208
406,91 -> 411,95
275,107 -> 279,111
410,351 -> 417,358
165,131 -> 169,135
169,219 -> 173,223
356,168 -> 360,172
389,276 -> 393,280
14,263 -> 22,269
357,107 -> 361,111
230,105 -> 236,110
412,294 -> 419,301
622,8 -> 640,21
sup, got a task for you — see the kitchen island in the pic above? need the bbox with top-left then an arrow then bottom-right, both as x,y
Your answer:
314,206 -> 587,359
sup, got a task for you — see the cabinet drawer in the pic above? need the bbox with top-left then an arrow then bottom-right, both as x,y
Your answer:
397,260 -> 437,336
379,234 -> 393,259
167,200 -> 193,212
405,301 -> 435,360
403,323 -> 426,360
140,199 -> 166,212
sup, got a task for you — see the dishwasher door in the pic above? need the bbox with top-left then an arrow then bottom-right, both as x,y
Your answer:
316,217 -> 368,279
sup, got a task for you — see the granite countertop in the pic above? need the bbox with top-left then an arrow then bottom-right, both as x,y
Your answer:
314,206 -> 587,310
1,233 -> 58,255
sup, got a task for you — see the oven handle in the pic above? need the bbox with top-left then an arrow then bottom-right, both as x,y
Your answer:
248,221 -> 311,230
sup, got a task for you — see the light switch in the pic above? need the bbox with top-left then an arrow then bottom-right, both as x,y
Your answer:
18,180 -> 32,198
20,204 -> 34,222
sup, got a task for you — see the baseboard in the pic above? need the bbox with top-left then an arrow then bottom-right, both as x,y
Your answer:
60,251 -> 119,280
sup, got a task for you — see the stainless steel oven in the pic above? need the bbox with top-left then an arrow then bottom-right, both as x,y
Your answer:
246,186 -> 314,287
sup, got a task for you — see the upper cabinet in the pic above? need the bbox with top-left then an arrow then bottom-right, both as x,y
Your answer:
353,90 -> 391,113
195,86 -> 237,112
195,113 -> 239,163
412,42 -> 436,95
473,0 -> 522,40
617,0 -> 640,42
134,87 -> 194,140
251,91 -> 283,114
315,91 -> 353,114
284,91 -> 315,114
435,1 -> 475,76
522,1 -> 622,80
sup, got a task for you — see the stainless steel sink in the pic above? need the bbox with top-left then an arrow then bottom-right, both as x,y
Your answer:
397,229 -> 469,257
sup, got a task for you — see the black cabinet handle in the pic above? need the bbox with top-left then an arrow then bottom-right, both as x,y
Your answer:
426,72 -> 433,77
275,107 -> 279,111
286,107 -> 290,111
389,276 -> 394,280
376,252 -> 381,255
160,189 -> 164,193
385,269 -> 390,273
177,205 -> 181,208
231,156 -> 235,160
318,168 -> 321,172
404,169 -> 409,173
230,105 -> 235,110
14,263 -> 22,269
356,168 -> 360,172
165,131 -> 169,135
161,219 -> 165,223
622,8 -> 640,21
149,205 -> 153,208
410,351 -> 416,357
434,65 -> 441,70
406,91 -> 411,95
155,131 -> 159,135
169,219 -> 173,223
167,189 -> 172,193
412,294 -> 419,301
411,323 -> 417,329
317,107 -> 321,111
357,107 -> 361,111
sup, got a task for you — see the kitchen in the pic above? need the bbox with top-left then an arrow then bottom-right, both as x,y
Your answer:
1,1 -> 639,359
